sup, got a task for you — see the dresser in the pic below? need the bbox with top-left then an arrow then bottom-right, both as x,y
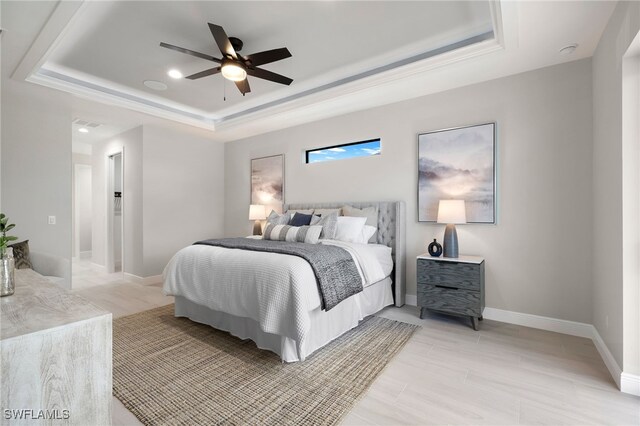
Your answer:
416,254 -> 485,330
1,269 -> 112,424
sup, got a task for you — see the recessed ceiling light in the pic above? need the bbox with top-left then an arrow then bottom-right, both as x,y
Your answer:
143,80 -> 168,91
78,128 -> 89,133
559,44 -> 578,56
167,69 -> 183,79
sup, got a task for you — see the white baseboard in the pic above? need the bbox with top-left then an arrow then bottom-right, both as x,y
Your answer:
406,293 -> 590,338
142,274 -> 163,285
123,272 -> 142,283
79,250 -> 92,259
123,272 -> 162,286
482,307 -> 593,338
405,294 -> 417,306
621,372 -> 640,396
404,293 -> 639,396
591,326 -> 623,390
91,262 -> 106,273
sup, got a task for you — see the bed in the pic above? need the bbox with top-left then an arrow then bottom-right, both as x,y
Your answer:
163,201 -> 406,362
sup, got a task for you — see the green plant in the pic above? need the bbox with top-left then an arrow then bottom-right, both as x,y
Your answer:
0,213 -> 17,258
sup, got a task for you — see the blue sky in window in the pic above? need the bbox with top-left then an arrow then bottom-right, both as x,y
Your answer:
308,140 -> 381,163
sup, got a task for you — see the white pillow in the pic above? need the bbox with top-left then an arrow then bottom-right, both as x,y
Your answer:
334,216 -> 367,243
352,225 -> 377,244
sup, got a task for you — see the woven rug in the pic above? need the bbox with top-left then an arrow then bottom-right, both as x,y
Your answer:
113,304 -> 418,425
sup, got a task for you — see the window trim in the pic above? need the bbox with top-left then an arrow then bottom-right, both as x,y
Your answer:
304,138 -> 381,164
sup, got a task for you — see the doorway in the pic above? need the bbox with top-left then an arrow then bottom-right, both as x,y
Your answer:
107,152 -> 124,274
73,164 -> 92,259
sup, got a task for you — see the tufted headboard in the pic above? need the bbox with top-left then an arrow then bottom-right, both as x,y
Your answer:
284,201 -> 406,307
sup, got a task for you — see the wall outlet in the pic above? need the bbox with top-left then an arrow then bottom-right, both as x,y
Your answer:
48,216 -> 56,225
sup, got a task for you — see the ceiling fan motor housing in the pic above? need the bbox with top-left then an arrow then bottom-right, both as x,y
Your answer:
229,37 -> 243,52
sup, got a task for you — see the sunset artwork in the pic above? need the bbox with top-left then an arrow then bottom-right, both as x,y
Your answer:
418,123 -> 495,223
251,155 -> 284,214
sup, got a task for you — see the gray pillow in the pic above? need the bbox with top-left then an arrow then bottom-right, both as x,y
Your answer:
8,240 -> 32,269
310,211 -> 339,240
342,205 -> 379,243
313,208 -> 342,217
266,210 -> 291,226
285,209 -> 314,216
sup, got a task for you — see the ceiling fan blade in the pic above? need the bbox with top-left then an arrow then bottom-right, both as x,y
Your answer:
160,42 -> 221,63
185,67 -> 221,80
247,67 -> 293,86
208,23 -> 237,60
244,48 -> 292,67
234,78 -> 251,95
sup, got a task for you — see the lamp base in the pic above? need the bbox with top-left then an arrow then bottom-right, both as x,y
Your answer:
253,220 -> 262,236
443,224 -> 459,258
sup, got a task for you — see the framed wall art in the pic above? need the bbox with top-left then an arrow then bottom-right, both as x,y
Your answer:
418,122 -> 496,223
251,154 -> 284,214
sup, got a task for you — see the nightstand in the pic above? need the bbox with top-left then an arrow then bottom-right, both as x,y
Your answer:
417,254 -> 485,330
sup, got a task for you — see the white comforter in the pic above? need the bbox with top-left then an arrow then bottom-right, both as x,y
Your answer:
162,240 -> 389,346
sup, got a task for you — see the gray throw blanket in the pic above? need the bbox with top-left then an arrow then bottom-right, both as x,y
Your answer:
194,238 -> 363,311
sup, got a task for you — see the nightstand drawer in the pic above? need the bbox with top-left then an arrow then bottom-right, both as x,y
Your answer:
417,259 -> 481,291
418,285 -> 482,317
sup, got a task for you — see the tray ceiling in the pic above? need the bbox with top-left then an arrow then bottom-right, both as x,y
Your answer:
8,1 -> 616,140
23,1 -> 495,131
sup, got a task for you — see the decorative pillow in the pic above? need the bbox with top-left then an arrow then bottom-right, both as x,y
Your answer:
310,211 -> 339,239
342,205 -> 379,243
8,240 -> 32,269
313,208 -> 342,217
289,212 -> 313,227
263,224 -> 322,244
334,216 -> 367,243
266,210 -> 291,226
285,209 -> 314,216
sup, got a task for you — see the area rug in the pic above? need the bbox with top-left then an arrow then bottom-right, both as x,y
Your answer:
113,304 -> 418,425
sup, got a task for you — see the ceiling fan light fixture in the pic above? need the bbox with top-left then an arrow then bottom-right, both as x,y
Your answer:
221,60 -> 247,82
167,69 -> 183,79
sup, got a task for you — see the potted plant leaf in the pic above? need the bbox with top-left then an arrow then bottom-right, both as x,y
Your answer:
0,213 -> 18,296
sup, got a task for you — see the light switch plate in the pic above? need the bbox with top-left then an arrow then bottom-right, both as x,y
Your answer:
48,216 -> 56,225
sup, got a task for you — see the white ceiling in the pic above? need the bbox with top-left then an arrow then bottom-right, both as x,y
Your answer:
3,1 -> 617,143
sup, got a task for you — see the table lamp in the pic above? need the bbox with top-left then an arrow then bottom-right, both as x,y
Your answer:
249,204 -> 266,236
437,200 -> 466,258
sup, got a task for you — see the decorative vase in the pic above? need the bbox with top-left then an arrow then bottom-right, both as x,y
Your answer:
1,247 -> 15,297
427,239 -> 443,257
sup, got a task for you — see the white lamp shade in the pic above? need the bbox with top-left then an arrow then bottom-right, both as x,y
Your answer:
249,204 -> 267,220
436,200 -> 467,224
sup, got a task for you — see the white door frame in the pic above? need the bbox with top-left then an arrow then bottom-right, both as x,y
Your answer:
106,149 -> 124,274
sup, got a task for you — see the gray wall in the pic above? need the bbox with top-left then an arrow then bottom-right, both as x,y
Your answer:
1,80 -> 73,287
142,124 -> 225,277
90,124 -> 227,279
225,59 -> 594,324
592,0 -> 640,373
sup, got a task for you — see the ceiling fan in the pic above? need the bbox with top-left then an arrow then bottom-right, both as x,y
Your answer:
160,23 -> 293,96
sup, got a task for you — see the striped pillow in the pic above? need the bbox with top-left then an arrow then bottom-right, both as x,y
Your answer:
263,224 -> 322,244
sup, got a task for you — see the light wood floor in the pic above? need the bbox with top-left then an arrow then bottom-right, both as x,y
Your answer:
73,280 -> 639,426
